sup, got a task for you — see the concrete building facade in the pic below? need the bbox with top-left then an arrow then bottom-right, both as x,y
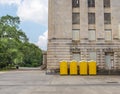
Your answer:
47,0 -> 120,72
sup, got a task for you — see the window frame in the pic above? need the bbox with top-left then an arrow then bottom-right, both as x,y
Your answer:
104,13 -> 111,24
72,0 -> 80,8
72,13 -> 80,24
104,0 -> 111,8
88,0 -> 95,8
72,52 -> 81,61
72,29 -> 80,41
105,29 -> 112,41
88,13 -> 96,24
89,52 -> 97,61
89,29 -> 96,41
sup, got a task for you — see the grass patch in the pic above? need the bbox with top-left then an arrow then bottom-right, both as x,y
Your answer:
0,67 -> 16,72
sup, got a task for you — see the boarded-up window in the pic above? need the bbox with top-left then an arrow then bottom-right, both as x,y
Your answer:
72,0 -> 79,8
73,53 -> 81,61
104,0 -> 110,8
72,13 -> 80,24
88,0 -> 95,7
105,30 -> 112,41
88,13 -> 95,24
104,13 -> 111,24
72,29 -> 80,41
89,52 -> 96,61
89,29 -> 96,40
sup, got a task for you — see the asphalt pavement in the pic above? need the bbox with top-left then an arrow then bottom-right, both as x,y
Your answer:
0,69 -> 120,94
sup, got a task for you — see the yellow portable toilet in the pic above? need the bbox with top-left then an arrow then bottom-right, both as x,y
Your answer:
70,60 -> 78,75
60,61 -> 68,75
79,60 -> 88,75
88,60 -> 97,75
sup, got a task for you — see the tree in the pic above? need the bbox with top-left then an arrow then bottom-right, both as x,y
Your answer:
0,15 -> 28,42
20,43 -> 43,67
0,15 -> 43,69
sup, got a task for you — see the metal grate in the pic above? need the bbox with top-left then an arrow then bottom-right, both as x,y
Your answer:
72,0 -> 79,8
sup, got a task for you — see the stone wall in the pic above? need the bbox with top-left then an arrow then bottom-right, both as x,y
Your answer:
47,0 -> 120,70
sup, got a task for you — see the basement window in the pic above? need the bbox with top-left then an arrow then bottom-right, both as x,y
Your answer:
89,52 -> 96,61
72,0 -> 80,8
72,53 -> 81,61
104,0 -> 110,8
88,0 -> 95,7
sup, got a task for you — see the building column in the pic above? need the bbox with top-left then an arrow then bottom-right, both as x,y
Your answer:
80,0 -> 88,42
96,0 -> 105,41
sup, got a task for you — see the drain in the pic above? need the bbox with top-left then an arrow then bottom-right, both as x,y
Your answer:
107,82 -> 118,83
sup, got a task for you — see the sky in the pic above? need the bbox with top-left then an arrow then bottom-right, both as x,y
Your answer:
0,0 -> 48,50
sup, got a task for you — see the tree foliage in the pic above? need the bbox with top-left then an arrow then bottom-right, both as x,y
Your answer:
0,15 -> 43,69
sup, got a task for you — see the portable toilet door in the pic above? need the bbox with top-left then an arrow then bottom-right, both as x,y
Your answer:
60,61 -> 68,75
88,60 -> 97,75
79,61 -> 88,75
70,60 -> 78,75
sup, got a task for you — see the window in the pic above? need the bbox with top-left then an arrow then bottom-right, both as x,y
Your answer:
104,0 -> 110,8
88,0 -> 95,7
88,13 -> 95,24
72,29 -> 80,41
105,29 -> 112,41
104,13 -> 111,24
72,0 -> 79,8
72,13 -> 80,24
72,53 -> 81,61
89,52 -> 96,61
89,29 -> 96,40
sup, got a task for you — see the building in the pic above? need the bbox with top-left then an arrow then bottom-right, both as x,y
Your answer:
47,0 -> 120,72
